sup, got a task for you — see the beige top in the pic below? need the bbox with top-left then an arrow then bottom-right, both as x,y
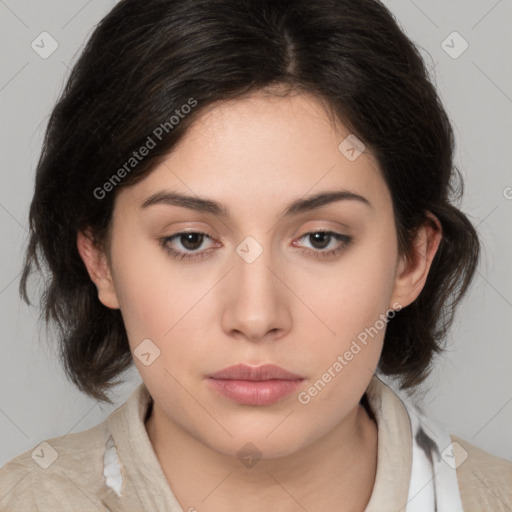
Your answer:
1,376 -> 511,511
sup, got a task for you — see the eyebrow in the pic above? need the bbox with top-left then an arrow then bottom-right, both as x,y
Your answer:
140,189 -> 372,217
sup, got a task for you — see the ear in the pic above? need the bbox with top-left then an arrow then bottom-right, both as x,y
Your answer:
390,212 -> 442,309
76,229 -> 120,309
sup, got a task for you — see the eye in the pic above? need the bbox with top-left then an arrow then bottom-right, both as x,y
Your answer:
159,232 -> 218,261
293,230 -> 352,259
159,229 -> 352,262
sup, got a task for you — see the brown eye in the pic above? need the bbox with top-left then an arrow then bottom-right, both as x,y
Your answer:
179,232 -> 205,250
159,231 -> 217,261
308,232 -> 333,250
294,231 -> 352,259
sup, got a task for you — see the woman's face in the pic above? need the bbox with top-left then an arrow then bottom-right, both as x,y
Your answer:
105,91 -> 406,458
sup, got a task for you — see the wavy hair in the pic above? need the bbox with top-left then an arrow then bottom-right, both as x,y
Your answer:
21,0 -> 479,403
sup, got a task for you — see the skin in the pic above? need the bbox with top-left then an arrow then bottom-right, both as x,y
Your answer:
78,90 -> 441,512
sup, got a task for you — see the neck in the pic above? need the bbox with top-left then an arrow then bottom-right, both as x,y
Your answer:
145,399 -> 378,512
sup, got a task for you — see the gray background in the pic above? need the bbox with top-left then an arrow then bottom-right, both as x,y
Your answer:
1,0 -> 511,468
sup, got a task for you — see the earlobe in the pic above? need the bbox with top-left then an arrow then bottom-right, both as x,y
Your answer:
76,230 -> 120,309
390,212 -> 443,309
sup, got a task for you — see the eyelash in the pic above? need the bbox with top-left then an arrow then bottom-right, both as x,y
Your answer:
158,230 -> 352,261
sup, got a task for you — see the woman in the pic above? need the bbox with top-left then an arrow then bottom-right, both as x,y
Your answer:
1,0 -> 510,510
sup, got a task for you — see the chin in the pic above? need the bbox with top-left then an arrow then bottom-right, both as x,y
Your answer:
202,428 -> 309,463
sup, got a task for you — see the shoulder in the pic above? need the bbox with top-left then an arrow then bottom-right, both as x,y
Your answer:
453,435 -> 512,512
0,420 -> 111,512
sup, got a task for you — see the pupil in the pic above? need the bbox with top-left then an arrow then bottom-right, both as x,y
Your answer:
310,232 -> 329,249
182,233 -> 203,250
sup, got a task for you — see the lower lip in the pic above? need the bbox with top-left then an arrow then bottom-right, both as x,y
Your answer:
206,378 -> 304,405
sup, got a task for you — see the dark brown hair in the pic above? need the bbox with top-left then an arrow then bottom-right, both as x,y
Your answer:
20,0 -> 480,403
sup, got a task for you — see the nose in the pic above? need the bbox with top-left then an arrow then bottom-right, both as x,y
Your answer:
220,239 -> 292,343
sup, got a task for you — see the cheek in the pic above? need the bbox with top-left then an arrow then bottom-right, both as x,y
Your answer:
297,231 -> 398,389
309,238 -> 397,337
110,240 -> 212,370
109,235 -> 182,346
295,276 -> 392,421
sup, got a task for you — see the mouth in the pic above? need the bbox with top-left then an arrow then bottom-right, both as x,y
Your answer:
208,363 -> 304,381
206,363 -> 305,405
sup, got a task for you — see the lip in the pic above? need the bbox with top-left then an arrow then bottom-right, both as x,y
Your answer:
209,363 -> 303,381
206,364 -> 305,405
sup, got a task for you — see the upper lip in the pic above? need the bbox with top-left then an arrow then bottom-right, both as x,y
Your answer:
208,364 -> 304,381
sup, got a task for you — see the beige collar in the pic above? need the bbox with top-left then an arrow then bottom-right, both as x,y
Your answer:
98,375 -> 412,511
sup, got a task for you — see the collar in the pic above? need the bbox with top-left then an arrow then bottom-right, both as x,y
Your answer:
96,375 -> 460,511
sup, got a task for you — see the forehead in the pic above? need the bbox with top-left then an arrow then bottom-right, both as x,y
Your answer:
116,92 -> 391,216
